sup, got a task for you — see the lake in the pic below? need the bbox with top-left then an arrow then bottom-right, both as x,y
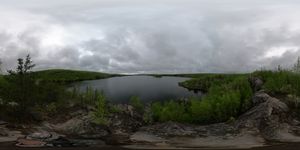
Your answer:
74,75 -> 201,103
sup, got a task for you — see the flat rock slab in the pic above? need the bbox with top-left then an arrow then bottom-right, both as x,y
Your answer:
0,121 -> 8,125
129,131 -> 266,149
130,132 -> 167,143
168,134 -> 266,149
16,139 -> 46,147
0,130 -> 24,143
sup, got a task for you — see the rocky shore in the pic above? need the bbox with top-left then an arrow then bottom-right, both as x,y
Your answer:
1,77 -> 300,149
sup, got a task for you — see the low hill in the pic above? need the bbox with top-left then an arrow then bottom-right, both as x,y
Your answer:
33,69 -> 119,83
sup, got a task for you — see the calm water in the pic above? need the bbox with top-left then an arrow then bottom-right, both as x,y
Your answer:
74,75 -> 200,103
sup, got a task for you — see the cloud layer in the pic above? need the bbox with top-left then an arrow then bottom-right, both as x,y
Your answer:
1,0 -> 300,73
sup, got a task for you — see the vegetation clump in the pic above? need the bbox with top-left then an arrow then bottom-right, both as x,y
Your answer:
151,76 -> 253,124
34,69 -> 116,83
91,92 -> 108,125
129,96 -> 144,114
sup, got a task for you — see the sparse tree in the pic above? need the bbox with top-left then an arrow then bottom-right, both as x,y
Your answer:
4,54 -> 37,121
0,59 -> 2,74
277,65 -> 282,72
8,54 -> 35,75
293,57 -> 300,73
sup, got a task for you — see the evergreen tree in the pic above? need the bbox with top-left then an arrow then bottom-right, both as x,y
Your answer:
4,54 -> 37,121
293,57 -> 300,73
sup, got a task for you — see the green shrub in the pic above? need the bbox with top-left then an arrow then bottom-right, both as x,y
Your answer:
190,77 -> 252,123
150,76 -> 253,124
253,70 -> 300,96
92,92 -> 108,125
151,100 -> 191,123
109,105 -> 122,113
179,74 -> 247,92
190,98 -> 213,123
129,96 -> 144,114
33,69 -> 113,83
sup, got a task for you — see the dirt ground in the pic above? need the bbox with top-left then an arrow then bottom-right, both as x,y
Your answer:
1,142 -> 300,150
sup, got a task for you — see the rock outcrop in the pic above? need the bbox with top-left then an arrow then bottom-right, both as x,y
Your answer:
51,115 -> 109,139
0,123 -> 24,143
236,90 -> 300,142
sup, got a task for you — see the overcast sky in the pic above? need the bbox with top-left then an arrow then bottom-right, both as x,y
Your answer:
0,0 -> 300,73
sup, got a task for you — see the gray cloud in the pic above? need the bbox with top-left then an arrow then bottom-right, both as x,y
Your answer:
1,0 -> 300,73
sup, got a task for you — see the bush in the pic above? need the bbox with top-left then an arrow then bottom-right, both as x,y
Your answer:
0,55 -> 73,123
92,92 -> 108,125
253,70 -> 300,96
150,77 -> 253,124
129,96 -> 144,114
151,100 -> 190,123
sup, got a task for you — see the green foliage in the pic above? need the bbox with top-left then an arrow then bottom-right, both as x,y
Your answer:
33,69 -> 116,83
0,55 -> 70,123
253,70 -> 300,96
109,105 -> 122,113
0,55 -> 37,122
190,78 -> 252,123
129,96 -> 144,114
0,75 -> 5,85
179,74 -> 248,92
151,100 -> 190,123
92,92 -> 108,125
143,107 -> 154,124
150,77 -> 253,124
69,87 -> 104,108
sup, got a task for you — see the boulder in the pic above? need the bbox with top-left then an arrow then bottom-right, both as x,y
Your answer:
52,115 -> 109,139
0,127 -> 24,143
108,112 -> 143,135
249,77 -> 264,92
27,131 -> 52,140
0,120 -> 8,125
0,127 -> 8,136
235,91 -> 300,142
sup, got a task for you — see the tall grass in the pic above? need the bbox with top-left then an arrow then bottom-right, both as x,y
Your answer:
253,70 -> 300,96
92,92 -> 108,125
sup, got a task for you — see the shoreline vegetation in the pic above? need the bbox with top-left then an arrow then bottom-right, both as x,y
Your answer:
1,55 -> 300,148
33,69 -> 121,83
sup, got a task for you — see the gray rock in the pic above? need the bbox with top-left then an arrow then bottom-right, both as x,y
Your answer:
52,115 -> 109,139
0,120 -> 8,125
0,127 -> 8,136
27,131 -> 52,140
140,122 -> 197,137
235,91 -> 299,141
107,104 -> 144,135
252,91 -> 271,105
249,77 -> 264,92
